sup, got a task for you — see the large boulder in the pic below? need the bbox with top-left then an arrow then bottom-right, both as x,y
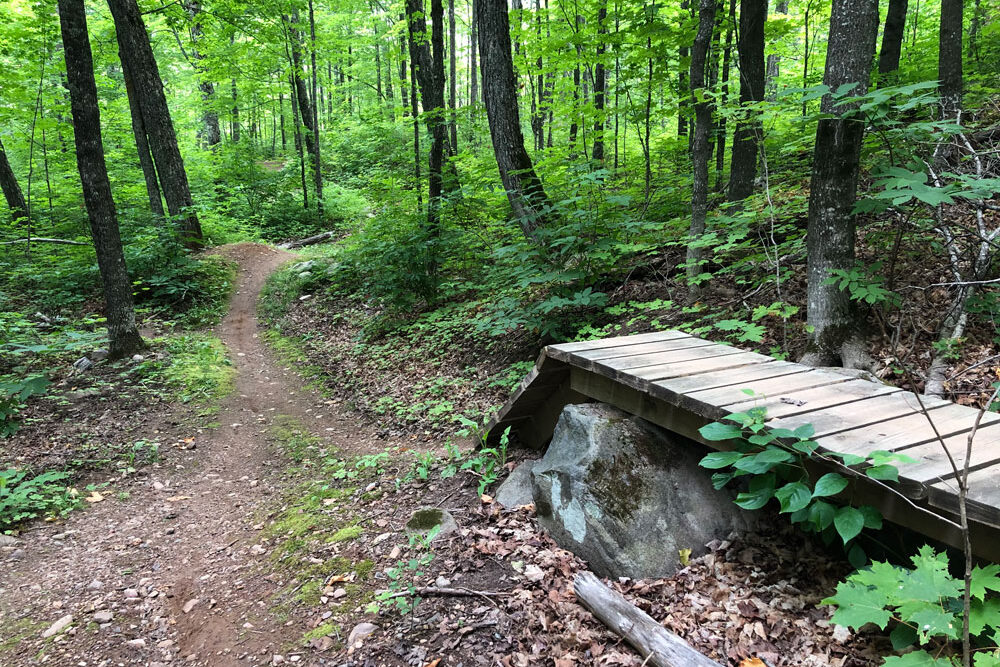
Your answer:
532,403 -> 752,579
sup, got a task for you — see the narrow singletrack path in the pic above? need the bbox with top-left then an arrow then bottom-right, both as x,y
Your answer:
0,243 -> 375,666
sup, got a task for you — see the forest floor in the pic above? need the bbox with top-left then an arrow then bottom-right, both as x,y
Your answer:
0,243 -> 886,666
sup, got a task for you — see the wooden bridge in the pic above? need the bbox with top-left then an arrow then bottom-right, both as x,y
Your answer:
488,330 -> 1000,560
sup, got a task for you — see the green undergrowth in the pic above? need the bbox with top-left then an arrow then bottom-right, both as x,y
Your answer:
136,334 -> 235,416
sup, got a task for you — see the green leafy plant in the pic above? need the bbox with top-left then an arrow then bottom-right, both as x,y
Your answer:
0,374 -> 51,437
374,525 -> 441,615
824,546 -> 1000,666
456,419 -> 510,496
698,406 -> 913,562
0,469 -> 82,531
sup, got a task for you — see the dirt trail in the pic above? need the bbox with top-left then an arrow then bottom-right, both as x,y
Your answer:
0,243 -> 373,666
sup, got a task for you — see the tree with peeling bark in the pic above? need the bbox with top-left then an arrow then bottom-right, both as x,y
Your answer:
56,0 -> 144,359
801,0 -> 879,368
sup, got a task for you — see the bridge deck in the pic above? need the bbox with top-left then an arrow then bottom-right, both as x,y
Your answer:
488,331 -> 1000,560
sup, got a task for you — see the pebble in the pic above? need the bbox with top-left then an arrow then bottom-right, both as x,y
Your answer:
157,639 -> 176,649
347,622 -> 378,647
127,638 -> 147,648
88,579 -> 103,590
0,535 -> 18,547
182,598 -> 200,613
124,589 -> 139,599
272,655 -> 285,665
94,611 -> 114,624
10,548 -> 26,561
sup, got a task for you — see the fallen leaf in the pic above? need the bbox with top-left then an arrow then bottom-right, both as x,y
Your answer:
85,491 -> 104,503
739,659 -> 766,667
423,660 -> 441,667
480,493 -> 494,504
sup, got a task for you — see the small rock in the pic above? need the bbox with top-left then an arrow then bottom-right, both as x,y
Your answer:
182,598 -> 200,613
332,588 -> 347,599
9,548 -> 25,561
72,357 -> 93,372
832,625 -> 852,642
94,610 -> 114,623
91,349 -> 109,362
131,354 -> 145,362
153,482 -> 165,491
372,532 -> 392,545
434,576 -> 451,588
388,545 -> 401,560
124,589 -> 139,599
87,579 -> 103,590
347,622 -> 378,647
272,655 -> 285,665
41,614 -> 73,638
157,639 -> 175,649
495,461 -> 538,509
0,535 -> 18,547
126,638 -> 146,648
404,508 -> 458,542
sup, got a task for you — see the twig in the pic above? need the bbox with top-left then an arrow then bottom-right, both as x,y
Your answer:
0,237 -> 88,246
380,585 -> 509,606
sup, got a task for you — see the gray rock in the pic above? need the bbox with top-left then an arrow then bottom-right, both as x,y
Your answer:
347,622 -> 378,647
131,354 -> 145,362
64,388 -> 100,402
9,548 -> 25,561
495,461 -> 537,509
91,349 -> 109,362
532,403 -> 752,580
41,614 -> 73,638
404,508 -> 457,542
0,535 -> 18,547
72,357 -> 93,372
94,610 -> 114,624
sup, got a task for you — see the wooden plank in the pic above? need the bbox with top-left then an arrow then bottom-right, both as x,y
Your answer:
766,392 -> 951,439
547,331 -> 690,357
929,466 -> 1000,529
580,342 -> 746,374
896,422 -> 1000,494
723,379 -> 903,420
814,403 -> 1000,456
653,360 -> 808,396
632,351 -> 774,385
573,337 -> 719,362
686,369 -> 859,410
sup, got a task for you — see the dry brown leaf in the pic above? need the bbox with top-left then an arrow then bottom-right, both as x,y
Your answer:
423,660 -> 441,667
85,491 -> 104,503
739,659 -> 766,667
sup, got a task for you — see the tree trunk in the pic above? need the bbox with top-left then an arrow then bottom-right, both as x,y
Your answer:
715,0 -> 735,188
184,1 -> 221,147
107,0 -> 202,247
400,16 -> 410,116
801,0 -> 879,368
409,37 -> 422,212
687,0 -> 715,289
727,0 -> 765,202
877,0 -> 907,82
288,71 -> 308,209
939,0 -> 963,114
448,0 -> 458,153
764,0 -> 788,101
119,54 -> 165,219
308,0 -> 323,213
592,0 -> 608,163
57,0 -> 144,359
477,0 -> 552,240
231,79 -> 240,142
678,0 -> 689,139
0,138 -> 30,226
288,12 -> 323,211
470,0 -> 478,111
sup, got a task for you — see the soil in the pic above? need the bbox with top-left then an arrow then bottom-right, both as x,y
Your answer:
0,243 -> 887,666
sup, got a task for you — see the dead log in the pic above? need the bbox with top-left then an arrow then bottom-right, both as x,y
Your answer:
0,237 -> 89,246
277,230 -> 336,249
573,571 -> 721,667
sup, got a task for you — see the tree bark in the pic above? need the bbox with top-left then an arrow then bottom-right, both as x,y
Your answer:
727,0 -> 765,202
308,0 -> 323,213
288,12 -> 323,210
938,0 -> 963,114
687,0 -> 715,289
106,0 -> 202,247
400,15 -> 410,116
57,0 -> 144,359
470,0 -> 478,110
119,54 -> 165,219
448,0 -> 458,153
592,0 -> 608,163
801,0 -> 879,368
477,0 -> 552,240
0,138 -> 30,226
184,1 -> 221,147
715,0 -> 735,187
877,0 -> 907,82
764,0 -> 788,101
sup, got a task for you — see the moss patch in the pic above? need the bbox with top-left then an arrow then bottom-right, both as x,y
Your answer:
329,524 -> 363,543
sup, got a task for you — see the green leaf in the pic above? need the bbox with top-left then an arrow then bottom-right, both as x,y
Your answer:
823,580 -> 893,630
699,451 -> 744,469
807,500 -> 837,531
698,422 -> 744,442
734,474 -> 775,510
775,482 -> 812,513
833,506 -> 865,544
793,423 -> 815,439
812,473 -> 849,498
971,564 -> 1000,601
859,505 -> 883,530
970,598 -> 1000,636
908,607 -> 960,641
889,623 -> 918,650
882,653 -> 957,666
865,464 -> 899,482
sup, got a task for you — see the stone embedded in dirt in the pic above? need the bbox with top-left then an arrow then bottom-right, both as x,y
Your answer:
124,588 -> 139,599
65,388 -> 100,401
72,357 -> 93,372
272,655 -> 285,664
9,548 -> 25,560
91,349 -> 109,362
495,460 -> 538,509
332,588 -> 347,599
404,508 -> 458,542
0,535 -> 18,547
94,610 -> 113,624
532,403 -> 754,580
182,598 -> 200,613
87,579 -> 103,589
131,354 -> 145,362
126,638 -> 146,648
347,622 -> 378,648
41,614 -> 73,638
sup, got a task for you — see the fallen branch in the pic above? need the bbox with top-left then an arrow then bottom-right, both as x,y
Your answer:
277,231 -> 336,249
0,237 -> 88,246
573,571 -> 722,667
379,585 -> 509,606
